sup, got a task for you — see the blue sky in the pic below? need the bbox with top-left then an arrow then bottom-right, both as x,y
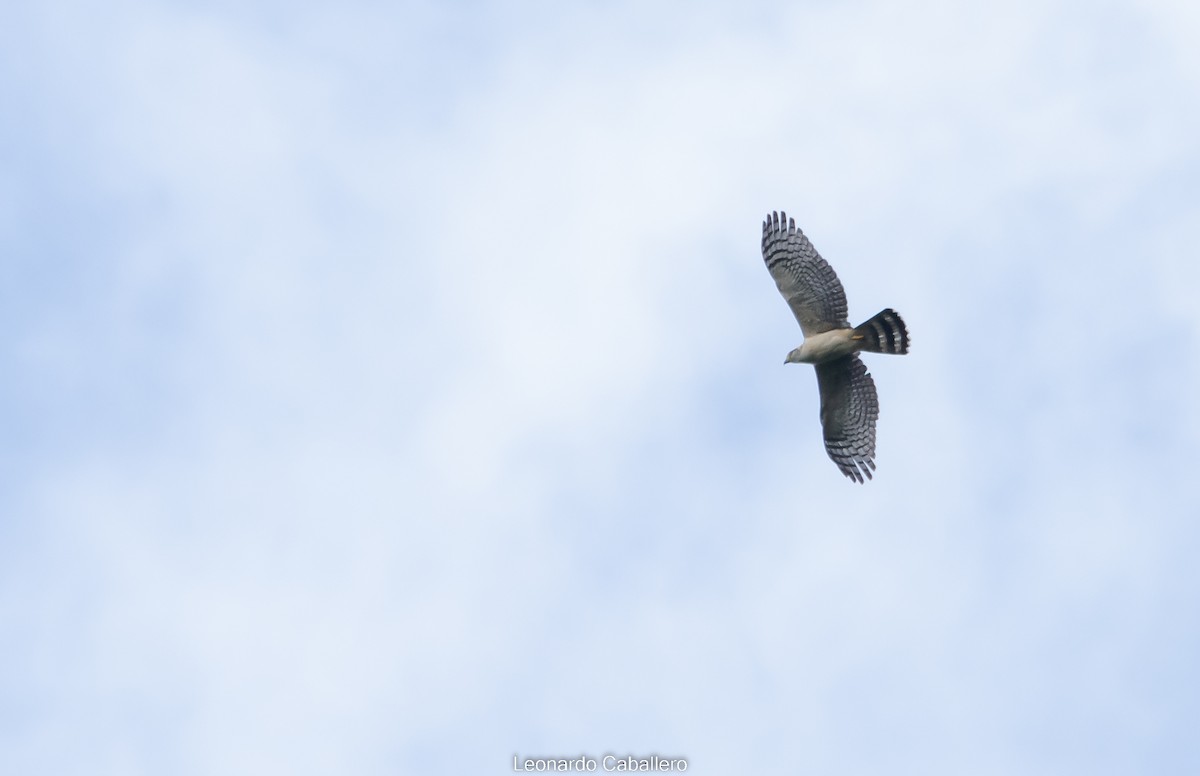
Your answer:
2,1 -> 1199,774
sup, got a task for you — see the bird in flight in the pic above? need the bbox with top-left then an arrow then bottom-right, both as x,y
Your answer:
761,211 -> 909,482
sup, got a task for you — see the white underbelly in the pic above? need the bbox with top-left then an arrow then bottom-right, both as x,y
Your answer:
801,329 -> 857,362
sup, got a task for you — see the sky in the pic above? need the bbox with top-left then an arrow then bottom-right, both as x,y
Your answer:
2,1 -> 1199,774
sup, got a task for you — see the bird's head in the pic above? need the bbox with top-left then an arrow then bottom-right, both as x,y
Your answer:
784,347 -> 804,365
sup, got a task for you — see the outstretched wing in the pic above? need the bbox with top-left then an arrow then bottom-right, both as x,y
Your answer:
814,355 -> 879,483
761,211 -> 849,336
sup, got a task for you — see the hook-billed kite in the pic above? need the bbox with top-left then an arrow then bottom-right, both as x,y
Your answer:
762,211 -> 909,482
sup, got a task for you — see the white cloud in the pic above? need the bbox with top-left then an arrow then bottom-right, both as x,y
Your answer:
2,1 -> 1199,774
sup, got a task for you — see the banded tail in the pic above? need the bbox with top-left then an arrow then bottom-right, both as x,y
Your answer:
854,308 -> 909,355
